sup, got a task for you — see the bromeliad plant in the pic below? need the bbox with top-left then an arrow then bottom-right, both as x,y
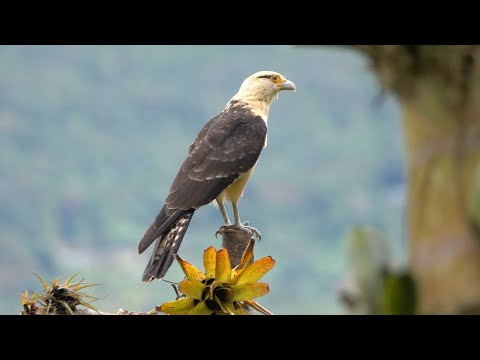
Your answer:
160,239 -> 275,315
19,274 -> 99,315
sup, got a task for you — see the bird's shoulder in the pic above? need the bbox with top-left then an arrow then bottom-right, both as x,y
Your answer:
188,100 -> 267,154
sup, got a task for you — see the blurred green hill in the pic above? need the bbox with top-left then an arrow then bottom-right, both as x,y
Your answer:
0,45 -> 405,314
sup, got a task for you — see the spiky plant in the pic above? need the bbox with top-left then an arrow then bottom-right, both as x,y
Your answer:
20,274 -> 99,315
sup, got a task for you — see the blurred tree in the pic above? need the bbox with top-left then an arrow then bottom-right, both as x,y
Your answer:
352,45 -> 480,314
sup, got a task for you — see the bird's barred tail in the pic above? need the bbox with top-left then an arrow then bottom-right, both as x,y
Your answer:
142,211 -> 194,282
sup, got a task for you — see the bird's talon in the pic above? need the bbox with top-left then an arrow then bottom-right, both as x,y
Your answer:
216,223 -> 261,240
241,224 -> 262,240
215,224 -> 231,238
215,229 -> 223,238
252,229 -> 262,241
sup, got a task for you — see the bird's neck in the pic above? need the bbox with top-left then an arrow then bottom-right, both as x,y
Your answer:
228,92 -> 276,122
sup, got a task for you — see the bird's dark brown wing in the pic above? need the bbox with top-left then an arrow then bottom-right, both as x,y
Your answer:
165,103 -> 267,211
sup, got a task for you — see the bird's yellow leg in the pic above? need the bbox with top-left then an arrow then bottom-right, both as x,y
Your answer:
216,198 -> 231,225
230,202 -> 262,240
215,201 -> 261,240
232,201 -> 242,227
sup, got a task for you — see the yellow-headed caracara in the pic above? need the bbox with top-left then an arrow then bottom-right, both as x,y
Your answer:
138,70 -> 296,282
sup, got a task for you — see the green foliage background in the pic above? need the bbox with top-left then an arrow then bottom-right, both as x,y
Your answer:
0,45 -> 405,314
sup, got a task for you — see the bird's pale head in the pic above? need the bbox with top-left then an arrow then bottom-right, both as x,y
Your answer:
234,71 -> 296,104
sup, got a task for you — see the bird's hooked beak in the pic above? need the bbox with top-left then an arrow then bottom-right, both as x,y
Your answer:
280,79 -> 296,91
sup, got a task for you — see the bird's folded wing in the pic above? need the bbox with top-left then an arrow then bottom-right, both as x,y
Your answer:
165,108 -> 267,211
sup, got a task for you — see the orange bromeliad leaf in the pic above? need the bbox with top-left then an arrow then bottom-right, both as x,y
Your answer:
215,248 -> 231,283
203,246 -> 217,279
176,255 -> 206,282
231,239 -> 255,280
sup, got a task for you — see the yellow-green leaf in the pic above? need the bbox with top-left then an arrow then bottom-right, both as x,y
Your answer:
78,299 -> 100,314
33,273 -> 49,291
59,301 -> 75,315
231,239 -> 255,281
176,255 -> 206,282
233,256 -> 275,285
50,277 -> 61,289
188,301 -> 214,315
161,297 -> 196,315
231,283 -> 270,301
63,273 -> 78,286
178,279 -> 206,300
203,246 -> 217,279
45,301 -> 52,314
18,291 -> 28,305
215,248 -> 231,283
34,293 -> 47,304
73,283 -> 100,291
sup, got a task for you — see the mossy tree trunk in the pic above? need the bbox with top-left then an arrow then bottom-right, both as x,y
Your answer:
353,45 -> 480,314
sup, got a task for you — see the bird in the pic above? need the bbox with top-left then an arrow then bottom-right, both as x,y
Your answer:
138,70 -> 296,282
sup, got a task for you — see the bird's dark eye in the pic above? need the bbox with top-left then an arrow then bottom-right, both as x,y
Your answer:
272,76 -> 278,81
